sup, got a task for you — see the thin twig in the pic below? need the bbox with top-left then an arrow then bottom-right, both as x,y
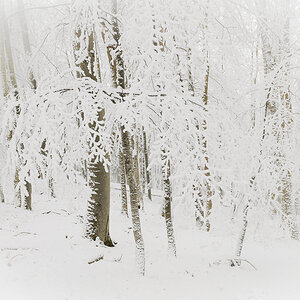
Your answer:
14,232 -> 37,237
42,211 -> 61,215
1,248 -> 39,251
213,258 -> 257,270
88,255 -> 104,264
113,254 -> 123,262
229,258 -> 257,270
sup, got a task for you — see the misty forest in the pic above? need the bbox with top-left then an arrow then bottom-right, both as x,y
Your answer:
0,0 -> 300,299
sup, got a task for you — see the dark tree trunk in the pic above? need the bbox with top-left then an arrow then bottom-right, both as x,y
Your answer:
74,22 -> 113,245
143,130 -> 152,201
0,185 -> 4,203
161,149 -> 176,256
87,155 -> 113,246
24,178 -> 32,210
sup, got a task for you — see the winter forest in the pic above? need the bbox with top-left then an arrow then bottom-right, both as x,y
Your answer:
0,0 -> 300,299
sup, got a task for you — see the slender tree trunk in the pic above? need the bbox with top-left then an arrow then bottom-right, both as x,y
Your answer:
133,137 -> 143,209
14,169 -> 21,207
234,23 -> 273,262
233,42 -> 259,263
24,180 -> 32,210
233,174 -> 256,266
191,3 -> 212,232
0,186 -> 4,203
161,149 -> 176,256
143,130 -> 152,201
232,205 -> 249,266
109,0 -> 145,274
140,137 -> 146,195
119,148 -> 128,216
194,61 -> 212,232
120,128 -> 145,274
151,7 -> 177,252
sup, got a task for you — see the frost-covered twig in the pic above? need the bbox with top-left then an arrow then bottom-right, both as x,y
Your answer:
212,258 -> 257,270
229,258 -> 257,270
14,231 -> 37,237
0,248 -> 39,251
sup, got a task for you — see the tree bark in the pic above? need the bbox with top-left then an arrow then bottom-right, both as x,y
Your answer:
119,148 -> 128,216
189,3 -> 212,232
143,130 -> 152,201
120,128 -> 145,274
161,149 -> 176,256
194,61 -> 212,232
133,137 -> 143,209
108,0 -> 145,274
74,22 -> 113,246
87,145 -> 113,245
151,8 -> 177,253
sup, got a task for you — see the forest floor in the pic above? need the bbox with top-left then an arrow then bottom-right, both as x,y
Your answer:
0,187 -> 300,300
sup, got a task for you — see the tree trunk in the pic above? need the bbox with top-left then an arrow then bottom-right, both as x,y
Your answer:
194,61 -> 212,232
191,3 -> 212,232
74,21 -> 113,245
121,127 -> 145,275
14,169 -> 21,207
0,185 -> 4,203
133,137 -> 143,209
109,0 -> 145,274
161,149 -> 176,256
151,8 -> 177,253
87,148 -> 113,246
119,148 -> 128,216
24,179 -> 32,210
143,130 -> 152,201
85,93 -> 113,246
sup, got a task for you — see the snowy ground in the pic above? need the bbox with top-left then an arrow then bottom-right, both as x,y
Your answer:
0,187 -> 300,300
